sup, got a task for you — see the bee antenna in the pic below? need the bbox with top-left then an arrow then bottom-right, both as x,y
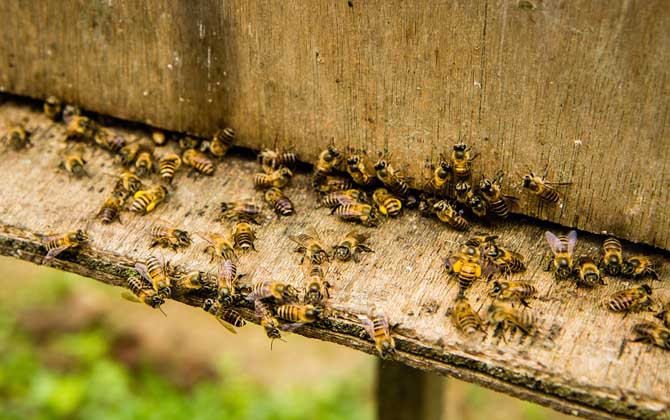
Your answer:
158,306 -> 167,317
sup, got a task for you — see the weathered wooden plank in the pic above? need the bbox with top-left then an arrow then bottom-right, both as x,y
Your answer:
0,100 -> 669,419
377,361 -> 445,420
0,1 -> 668,249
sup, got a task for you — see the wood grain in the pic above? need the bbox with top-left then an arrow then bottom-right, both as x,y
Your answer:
0,100 -> 669,419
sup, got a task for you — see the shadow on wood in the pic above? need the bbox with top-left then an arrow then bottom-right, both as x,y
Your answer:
377,360 -> 444,420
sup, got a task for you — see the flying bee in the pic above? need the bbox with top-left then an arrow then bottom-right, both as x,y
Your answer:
373,158 -> 410,196
179,136 -> 200,150
97,196 -> 124,224
135,255 -> 171,299
151,130 -> 167,145
122,273 -> 166,315
544,230 -> 577,280
65,115 -> 96,142
572,257 -> 604,288
454,181 -> 473,205
629,323 -> 670,351
182,148 -> 215,175
42,229 -> 89,260
255,299 -> 282,344
521,168 -> 571,203
321,189 -> 367,208
450,142 -> 477,179
346,153 -> 377,187
59,144 -> 89,178
43,96 -> 62,120
232,220 -> 257,251
247,280 -> 299,303
158,153 -> 182,183
203,127 -> 235,157
129,185 -> 168,214
467,194 -> 488,219
490,280 -> 537,307
149,221 -> 192,251
332,203 -> 380,227
216,258 -> 240,305
112,171 -> 143,201
622,256 -> 659,280
359,306 -> 395,358
314,144 -> 343,182
276,303 -> 322,327
95,131 -> 126,153
433,200 -> 469,231
289,231 -> 330,265
599,237 -> 624,276
372,188 -> 402,217
304,264 -> 330,305
221,200 -> 263,223
264,187 -> 295,216
118,142 -> 140,166
196,232 -> 237,262
258,149 -> 298,171
316,175 -> 354,193
607,284 -> 653,315
3,125 -> 31,149
483,244 -> 526,273
134,147 -> 154,178
487,301 -> 536,338
655,303 -> 670,328
450,296 -> 484,336
479,174 -> 516,219
333,231 -> 373,262
254,166 -> 293,189
202,299 -> 245,334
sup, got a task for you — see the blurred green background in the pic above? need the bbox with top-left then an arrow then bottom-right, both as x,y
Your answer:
0,256 -> 571,420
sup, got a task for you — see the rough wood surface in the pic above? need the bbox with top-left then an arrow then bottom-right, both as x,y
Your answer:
0,100 -> 669,419
0,1 -> 668,249
377,361 -> 445,420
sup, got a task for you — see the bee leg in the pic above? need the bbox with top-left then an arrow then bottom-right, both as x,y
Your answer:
520,299 -> 531,309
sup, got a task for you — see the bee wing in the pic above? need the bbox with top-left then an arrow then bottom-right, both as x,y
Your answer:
134,263 -> 153,285
566,230 -> 577,256
121,291 -> 141,303
44,244 -> 70,260
357,314 -> 375,339
280,322 -> 305,332
544,231 -> 564,256
216,318 -> 238,334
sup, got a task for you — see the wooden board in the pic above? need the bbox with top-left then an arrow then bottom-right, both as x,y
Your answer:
0,0 -> 668,250
0,100 -> 669,419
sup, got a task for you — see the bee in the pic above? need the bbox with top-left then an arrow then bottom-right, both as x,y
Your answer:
433,200 -> 469,231
450,296 -> 484,336
134,148 -> 154,178
59,145 -> 89,178
289,232 -> 330,265
197,232 -> 237,262
216,258 -> 239,305
112,171 -> 143,200
258,149 -> 298,171
599,237 -> 624,276
572,257 -> 604,288
544,230 -> 577,280
359,306 -> 395,358
450,142 -> 477,179
479,175 -> 516,219
467,194 -> 488,219
346,153 -> 376,187
321,189 -> 367,208
314,144 -> 343,181
158,153 -> 182,183
373,158 -> 410,196
44,96 -> 62,120
521,168 -> 570,203
622,256 -> 659,280
372,188 -> 402,217
333,231 -> 373,262
332,203 -> 380,227
95,131 -> 126,153
118,142 -> 140,166
129,185 -> 168,214
207,127 -> 235,157
454,181 -> 472,205
66,115 -> 96,142
43,229 -> 89,260
425,159 -> 452,196
221,201 -> 263,222
61,104 -> 81,123
418,196 -> 438,217
464,233 -> 498,248
316,175 -> 354,193
182,148 -> 215,175
606,284 -> 653,315
178,271 -> 206,290
446,249 -> 492,291
629,323 -> 670,351
483,244 -> 526,273
179,136 -> 200,150
254,167 -> 293,189
3,125 -> 31,149
232,220 -> 257,251
151,130 -> 167,146
304,264 -> 330,305
255,299 -> 282,343
202,299 -> 245,334
490,280 -> 536,306
247,281 -> 299,303
97,196 -> 124,224
487,301 -> 536,337
149,221 -> 192,251
264,187 -> 295,216
122,273 -> 166,315
655,304 -> 670,328
135,255 -> 171,298
276,303 -> 322,326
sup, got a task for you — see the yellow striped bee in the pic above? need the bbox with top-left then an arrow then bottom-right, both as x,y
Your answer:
247,280 -> 299,303
332,203 -> 380,227
521,168 -> 570,203
232,220 -> 257,252
129,185 -> 168,214
450,142 -> 477,179
483,244 -> 526,273
151,130 -> 167,146
42,229 -> 89,260
202,299 -> 245,334
346,153 -> 377,187
182,148 -> 215,175
467,194 -> 488,219
315,175 -> 354,193
134,147 -> 154,178
490,280 -> 536,307
359,306 -> 395,358
433,200 -> 469,231
255,299 -> 282,344
487,301 -> 536,338
258,149 -> 298,171
216,258 -> 240,305
207,127 -> 235,157
479,174 -> 516,219
454,181 -> 473,205
221,200 -> 263,223
314,144 -> 343,181
629,323 -> 670,351
372,188 -> 402,217
196,232 -> 237,262
254,167 -> 293,189
158,153 -> 181,183
450,296 -> 484,336
65,115 -> 96,142
43,96 -> 62,120
333,231 -> 373,262
424,158 -> 452,196
289,231 -> 330,265
59,145 -> 89,178
117,142 -> 140,166
122,273 -> 166,315
135,255 -> 171,299
599,237 -> 624,276
544,230 -> 577,280
112,171 -> 143,201
606,284 -> 653,315
3,125 -> 31,150
321,189 -> 367,208
303,264 -> 330,306
573,257 -> 604,288
98,196 -> 124,224
622,256 -> 659,280
373,158 -> 410,196
276,304 -> 322,329
264,187 -> 295,216
149,221 -> 192,251
446,246 -> 494,291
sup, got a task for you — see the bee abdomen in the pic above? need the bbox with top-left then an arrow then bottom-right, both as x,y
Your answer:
129,194 -> 151,213
603,237 -> 622,253
220,308 -> 246,327
274,198 -> 295,216
456,312 -> 481,335
382,199 -> 402,217
489,199 -> 510,218
538,187 -> 561,203
607,294 -> 631,312
99,205 -> 119,224
233,231 -> 256,251
159,156 -> 181,182
276,305 -> 301,322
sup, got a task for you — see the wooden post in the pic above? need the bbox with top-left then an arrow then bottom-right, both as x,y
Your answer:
376,360 -> 445,420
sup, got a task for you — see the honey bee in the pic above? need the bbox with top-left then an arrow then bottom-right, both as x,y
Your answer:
202,127 -> 234,157
446,247 -> 494,291
158,153 -> 182,183
346,153 -> 376,187
479,174 -> 516,219
202,299 -> 245,334
151,130 -> 167,145
425,158 -> 452,196
149,221 -> 192,251
372,188 -> 402,217
254,167 -> 293,189
320,189 -> 367,208
232,220 -> 257,251
258,149 -> 298,171
134,148 -> 154,178
333,231 -> 373,262
467,194 -> 488,219
314,144 -> 343,181
276,304 -> 322,327
450,142 -> 477,179
221,201 -> 263,223
433,200 -> 469,231
289,231 -> 330,265
3,125 -> 31,149
95,131 -> 126,153
599,237 -> 624,276
315,175 -> 354,193
182,148 -> 215,175
179,136 -> 200,150
521,168 -> 571,203
373,158 -> 410,196
255,299 -> 282,343
59,145 -> 89,178
655,304 -> 670,328
196,232 -> 237,262
97,196 -> 124,224
112,171 -> 143,201
264,187 -> 295,216
544,230 -> 577,280
178,271 -> 207,290
118,142 -> 140,166
629,322 -> 670,351
622,256 -> 659,280
66,115 -> 96,142
454,181 -> 472,205
464,233 -> 498,248
247,281 -> 299,303
417,196 -> 438,217
133,257 -> 170,301
483,244 -> 526,273
42,229 -> 89,260
129,185 -> 168,214
572,257 -> 604,288
450,296 -> 484,336
303,264 -> 330,306
44,96 -> 62,120
487,301 -> 536,337
490,280 -> 536,306
606,284 -> 653,315
216,258 -> 240,305
359,306 -> 395,358
122,273 -> 166,315
332,203 -> 380,227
